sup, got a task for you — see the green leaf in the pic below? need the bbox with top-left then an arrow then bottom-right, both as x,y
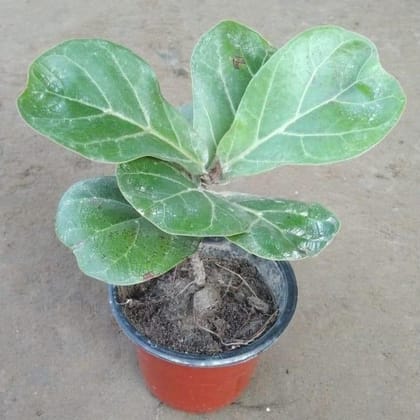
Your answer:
178,103 -> 193,124
217,26 -> 406,179
225,194 -> 340,260
18,39 -> 207,175
56,176 -> 200,285
191,20 -> 276,161
116,157 -> 255,236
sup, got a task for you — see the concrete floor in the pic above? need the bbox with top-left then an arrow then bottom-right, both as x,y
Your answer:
1,0 -> 419,419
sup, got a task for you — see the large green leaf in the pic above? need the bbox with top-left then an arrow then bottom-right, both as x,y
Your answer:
178,103 -> 193,124
56,177 -> 200,285
224,194 -> 340,260
191,20 -> 276,161
18,39 -> 207,175
217,26 -> 406,179
116,157 -> 255,236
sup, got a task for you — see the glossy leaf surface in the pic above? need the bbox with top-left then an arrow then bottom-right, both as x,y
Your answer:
18,39 -> 207,174
191,20 -> 275,160
217,26 -> 406,179
117,158 -> 255,236
225,194 -> 340,260
56,177 -> 200,284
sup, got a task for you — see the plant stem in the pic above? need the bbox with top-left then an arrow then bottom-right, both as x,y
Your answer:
190,252 -> 206,287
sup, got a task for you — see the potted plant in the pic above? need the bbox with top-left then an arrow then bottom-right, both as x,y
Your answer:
17,21 -> 405,413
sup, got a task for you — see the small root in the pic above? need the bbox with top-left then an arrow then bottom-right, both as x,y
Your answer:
214,262 -> 259,298
119,297 -> 165,306
195,321 -> 234,347
118,298 -> 144,308
195,309 -> 279,348
175,280 -> 198,297
218,271 -> 240,297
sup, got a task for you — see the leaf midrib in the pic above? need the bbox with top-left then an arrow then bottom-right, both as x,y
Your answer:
71,215 -> 141,250
29,65 -> 203,169
222,40 -> 377,169
228,197 -> 337,242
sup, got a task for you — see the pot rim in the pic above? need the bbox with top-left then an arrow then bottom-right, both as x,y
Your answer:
108,254 -> 297,368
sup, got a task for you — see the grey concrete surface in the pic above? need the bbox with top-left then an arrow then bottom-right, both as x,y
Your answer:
1,1 -> 419,419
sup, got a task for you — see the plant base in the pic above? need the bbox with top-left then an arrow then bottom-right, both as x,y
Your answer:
109,239 -> 297,413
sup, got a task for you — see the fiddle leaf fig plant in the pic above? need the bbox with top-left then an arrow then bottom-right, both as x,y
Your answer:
17,21 -> 405,285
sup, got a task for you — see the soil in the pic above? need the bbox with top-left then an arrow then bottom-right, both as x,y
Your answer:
117,256 -> 277,355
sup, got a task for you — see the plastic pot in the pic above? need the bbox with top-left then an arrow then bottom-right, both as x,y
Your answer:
109,239 -> 297,413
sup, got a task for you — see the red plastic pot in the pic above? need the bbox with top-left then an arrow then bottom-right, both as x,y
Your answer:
109,239 -> 297,413
135,347 -> 259,412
